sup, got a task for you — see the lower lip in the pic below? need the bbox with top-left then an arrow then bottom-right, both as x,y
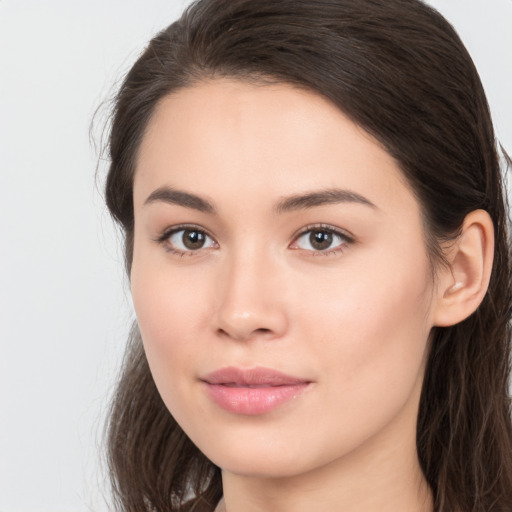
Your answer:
204,383 -> 310,415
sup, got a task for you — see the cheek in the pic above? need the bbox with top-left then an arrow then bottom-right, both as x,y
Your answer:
130,246 -> 211,401
132,271 -> 204,346
294,247 -> 434,403
131,230 -> 211,333
275,255 -> 434,467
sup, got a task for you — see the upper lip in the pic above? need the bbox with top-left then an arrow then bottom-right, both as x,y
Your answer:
201,366 -> 310,387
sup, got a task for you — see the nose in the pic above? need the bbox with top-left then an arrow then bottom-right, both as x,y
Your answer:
213,249 -> 289,342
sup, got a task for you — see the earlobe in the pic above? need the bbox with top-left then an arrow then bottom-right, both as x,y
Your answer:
433,210 -> 494,327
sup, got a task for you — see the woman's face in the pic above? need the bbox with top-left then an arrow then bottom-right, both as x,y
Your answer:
131,80 -> 439,479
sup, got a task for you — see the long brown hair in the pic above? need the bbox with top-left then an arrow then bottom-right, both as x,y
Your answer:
103,1 -> 512,510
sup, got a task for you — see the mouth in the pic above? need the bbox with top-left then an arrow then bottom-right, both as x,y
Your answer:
200,366 -> 312,415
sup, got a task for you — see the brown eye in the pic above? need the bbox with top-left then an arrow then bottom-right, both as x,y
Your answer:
166,228 -> 217,253
309,230 -> 333,250
291,227 -> 350,253
182,230 -> 206,250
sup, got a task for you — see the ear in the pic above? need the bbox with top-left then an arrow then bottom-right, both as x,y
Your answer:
433,209 -> 494,327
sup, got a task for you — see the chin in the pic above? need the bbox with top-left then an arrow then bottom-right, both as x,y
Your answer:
211,451 -> 312,479
190,425 -> 343,480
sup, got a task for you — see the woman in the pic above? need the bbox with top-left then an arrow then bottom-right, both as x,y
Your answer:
104,0 -> 512,511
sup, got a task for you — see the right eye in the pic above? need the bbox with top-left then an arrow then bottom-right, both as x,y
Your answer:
161,227 -> 218,255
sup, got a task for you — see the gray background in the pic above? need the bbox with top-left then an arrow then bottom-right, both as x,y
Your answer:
1,1 -> 511,510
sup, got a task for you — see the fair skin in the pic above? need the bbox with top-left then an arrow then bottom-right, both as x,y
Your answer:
130,80 -> 493,512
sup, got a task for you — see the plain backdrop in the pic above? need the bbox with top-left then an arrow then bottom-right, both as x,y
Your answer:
0,1 -> 510,511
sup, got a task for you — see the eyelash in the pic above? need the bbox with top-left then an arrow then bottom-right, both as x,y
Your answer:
155,224 -> 218,257
155,223 -> 354,257
290,224 -> 354,256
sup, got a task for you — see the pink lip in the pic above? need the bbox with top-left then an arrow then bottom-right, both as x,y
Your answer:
201,366 -> 311,415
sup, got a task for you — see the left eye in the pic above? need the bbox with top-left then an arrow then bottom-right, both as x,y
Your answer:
291,228 -> 349,252
167,228 -> 217,252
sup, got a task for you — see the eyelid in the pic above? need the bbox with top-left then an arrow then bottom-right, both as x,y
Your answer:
291,223 -> 355,241
155,223 -> 219,254
289,223 -> 355,253
154,223 -> 211,242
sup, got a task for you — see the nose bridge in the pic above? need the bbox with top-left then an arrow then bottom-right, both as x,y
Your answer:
214,241 -> 288,341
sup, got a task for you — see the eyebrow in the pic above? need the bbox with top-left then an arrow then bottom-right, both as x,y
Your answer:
144,186 -> 216,214
144,186 -> 376,215
274,188 -> 377,214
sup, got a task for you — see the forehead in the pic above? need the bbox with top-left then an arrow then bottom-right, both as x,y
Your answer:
134,79 -> 417,217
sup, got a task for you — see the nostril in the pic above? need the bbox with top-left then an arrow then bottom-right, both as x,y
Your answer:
216,326 -> 274,341
254,328 -> 272,335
